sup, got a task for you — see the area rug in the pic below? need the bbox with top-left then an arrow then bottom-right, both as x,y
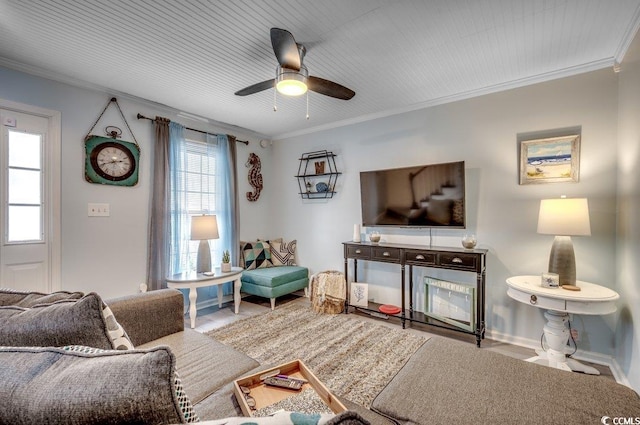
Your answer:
207,302 -> 427,408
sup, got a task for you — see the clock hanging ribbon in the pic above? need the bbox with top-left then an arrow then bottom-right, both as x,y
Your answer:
84,97 -> 141,187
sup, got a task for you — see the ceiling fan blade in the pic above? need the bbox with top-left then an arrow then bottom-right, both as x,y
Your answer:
270,28 -> 301,70
307,76 -> 355,100
234,79 -> 275,96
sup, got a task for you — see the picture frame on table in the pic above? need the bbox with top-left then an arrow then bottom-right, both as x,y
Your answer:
519,134 -> 580,185
349,282 -> 369,308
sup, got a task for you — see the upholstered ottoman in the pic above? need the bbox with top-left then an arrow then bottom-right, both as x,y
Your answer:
241,266 -> 309,310
371,336 -> 640,425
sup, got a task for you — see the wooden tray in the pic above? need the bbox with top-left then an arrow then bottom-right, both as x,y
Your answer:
233,359 -> 346,416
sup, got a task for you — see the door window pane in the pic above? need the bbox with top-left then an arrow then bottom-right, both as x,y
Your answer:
9,169 -> 41,204
9,130 -> 41,169
6,130 -> 43,243
8,206 -> 41,242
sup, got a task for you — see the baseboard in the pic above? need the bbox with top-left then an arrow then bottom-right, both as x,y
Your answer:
609,359 -> 633,388
486,329 -> 541,351
486,329 -> 632,387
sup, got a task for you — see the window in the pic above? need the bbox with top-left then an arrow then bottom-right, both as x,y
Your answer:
169,137 -> 222,274
6,129 -> 43,243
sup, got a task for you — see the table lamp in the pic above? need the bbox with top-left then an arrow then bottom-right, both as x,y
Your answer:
191,215 -> 219,273
537,198 -> 591,287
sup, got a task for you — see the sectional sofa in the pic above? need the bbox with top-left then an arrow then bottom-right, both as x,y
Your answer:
2,288 -> 640,424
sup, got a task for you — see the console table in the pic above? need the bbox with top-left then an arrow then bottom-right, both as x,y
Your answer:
343,241 -> 488,346
167,267 -> 243,329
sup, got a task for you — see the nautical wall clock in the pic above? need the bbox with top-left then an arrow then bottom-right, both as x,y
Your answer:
85,136 -> 140,186
84,97 -> 141,187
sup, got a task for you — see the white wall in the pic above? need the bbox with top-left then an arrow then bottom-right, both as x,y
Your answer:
616,29 -> 640,390
0,66 -> 269,299
272,68 -> 621,362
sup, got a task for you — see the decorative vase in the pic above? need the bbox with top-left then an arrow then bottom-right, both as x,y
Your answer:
353,224 -> 361,242
221,262 -> 232,272
369,231 -> 381,244
461,234 -> 477,249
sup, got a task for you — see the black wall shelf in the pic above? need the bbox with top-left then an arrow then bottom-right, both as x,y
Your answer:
296,150 -> 341,199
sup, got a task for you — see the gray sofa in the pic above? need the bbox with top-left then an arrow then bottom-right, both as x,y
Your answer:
0,288 -> 369,425
109,289 -> 640,424
112,289 -> 640,425
108,288 -> 258,419
108,288 -> 383,423
3,288 -> 640,424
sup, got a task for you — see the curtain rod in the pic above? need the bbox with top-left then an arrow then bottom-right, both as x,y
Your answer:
136,113 -> 249,145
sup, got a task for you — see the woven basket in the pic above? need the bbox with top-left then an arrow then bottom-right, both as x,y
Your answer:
310,270 -> 346,314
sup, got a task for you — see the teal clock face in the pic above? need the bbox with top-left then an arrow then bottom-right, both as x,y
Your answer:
85,136 -> 140,186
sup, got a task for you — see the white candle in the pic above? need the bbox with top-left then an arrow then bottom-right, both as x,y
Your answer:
353,224 -> 361,242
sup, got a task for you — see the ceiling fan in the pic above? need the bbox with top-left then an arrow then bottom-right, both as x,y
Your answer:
235,28 -> 355,100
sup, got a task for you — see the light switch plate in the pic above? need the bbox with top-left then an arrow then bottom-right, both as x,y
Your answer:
88,203 -> 110,217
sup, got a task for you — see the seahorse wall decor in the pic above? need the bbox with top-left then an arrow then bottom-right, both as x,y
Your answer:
245,152 -> 263,202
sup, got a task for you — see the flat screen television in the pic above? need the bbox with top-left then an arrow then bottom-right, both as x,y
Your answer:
360,161 -> 465,228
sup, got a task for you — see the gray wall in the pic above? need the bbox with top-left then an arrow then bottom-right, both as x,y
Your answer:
0,66 -> 269,299
616,29 -> 640,391
271,69 -> 621,369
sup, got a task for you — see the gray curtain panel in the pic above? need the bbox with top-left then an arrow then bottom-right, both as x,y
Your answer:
224,135 -> 241,267
147,116 -> 171,291
147,120 -> 240,290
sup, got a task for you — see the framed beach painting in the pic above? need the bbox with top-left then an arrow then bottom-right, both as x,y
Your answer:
519,134 -> 580,185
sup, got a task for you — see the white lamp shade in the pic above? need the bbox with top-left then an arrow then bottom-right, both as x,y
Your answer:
190,215 -> 219,240
537,198 -> 591,236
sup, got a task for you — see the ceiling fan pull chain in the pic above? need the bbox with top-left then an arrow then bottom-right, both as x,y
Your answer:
306,91 -> 309,120
273,87 -> 278,112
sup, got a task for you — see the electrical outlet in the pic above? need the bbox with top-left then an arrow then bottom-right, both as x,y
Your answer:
88,203 -> 110,217
570,328 -> 579,342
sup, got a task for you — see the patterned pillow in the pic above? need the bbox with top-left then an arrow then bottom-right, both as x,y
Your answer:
0,345 -> 199,424
239,241 -> 249,268
243,241 -> 273,270
270,239 -> 298,266
0,293 -> 134,350
102,303 -> 135,350
0,288 -> 84,307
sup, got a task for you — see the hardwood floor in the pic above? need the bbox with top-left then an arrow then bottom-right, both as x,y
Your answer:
188,292 -> 615,380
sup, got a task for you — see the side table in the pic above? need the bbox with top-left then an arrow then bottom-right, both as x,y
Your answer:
167,267 -> 243,329
506,275 -> 619,375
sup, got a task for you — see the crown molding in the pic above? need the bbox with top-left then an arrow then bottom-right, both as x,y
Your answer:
274,58 -> 614,140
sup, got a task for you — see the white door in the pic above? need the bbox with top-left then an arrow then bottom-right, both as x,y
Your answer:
0,103 -> 61,292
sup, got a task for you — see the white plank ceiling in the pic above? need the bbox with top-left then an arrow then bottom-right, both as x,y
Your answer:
1,0 -> 639,138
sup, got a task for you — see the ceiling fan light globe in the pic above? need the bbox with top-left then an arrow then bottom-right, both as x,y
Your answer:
276,66 -> 308,96
277,80 -> 307,96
